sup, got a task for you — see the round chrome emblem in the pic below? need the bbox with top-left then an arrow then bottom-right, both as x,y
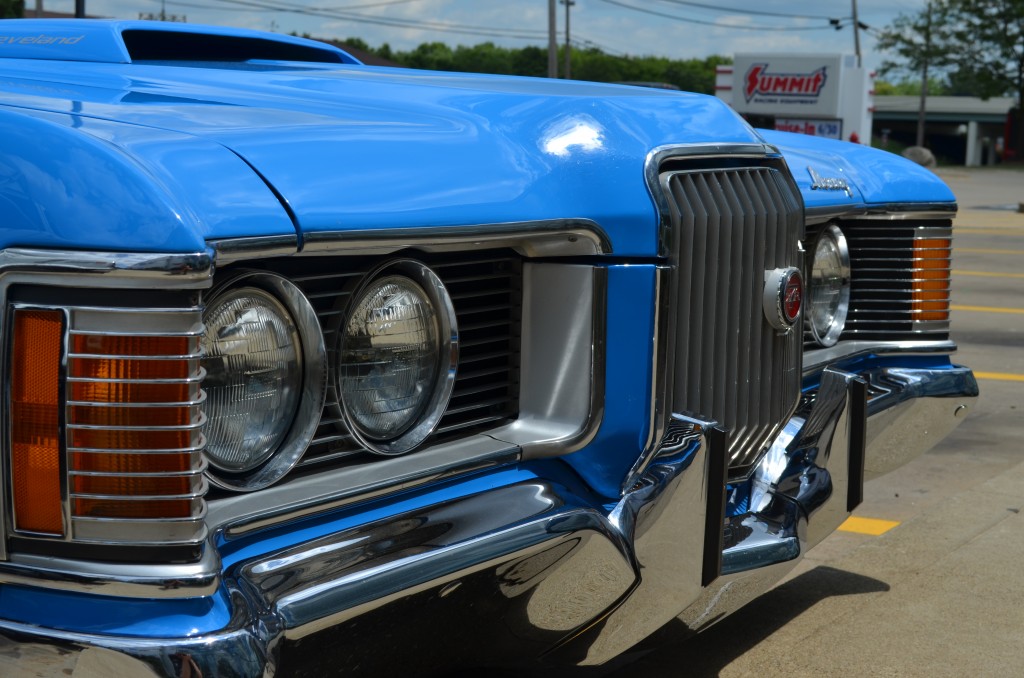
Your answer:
763,267 -> 803,332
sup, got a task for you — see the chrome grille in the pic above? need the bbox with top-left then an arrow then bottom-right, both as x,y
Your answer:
804,220 -> 953,348
65,306 -> 208,546
285,255 -> 522,469
663,166 -> 803,473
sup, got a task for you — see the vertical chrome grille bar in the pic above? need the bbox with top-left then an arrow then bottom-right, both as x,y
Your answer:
663,165 -> 802,473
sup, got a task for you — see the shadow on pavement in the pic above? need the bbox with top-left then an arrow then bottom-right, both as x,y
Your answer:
608,565 -> 890,677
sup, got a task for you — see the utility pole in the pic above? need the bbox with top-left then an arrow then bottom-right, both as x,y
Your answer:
561,0 -> 575,79
34,0 -> 42,18
916,1 -> 932,148
75,0 -> 85,18
851,0 -> 862,67
548,0 -> 558,79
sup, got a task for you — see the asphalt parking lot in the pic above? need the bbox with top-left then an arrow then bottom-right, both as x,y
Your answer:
607,165 -> 1024,678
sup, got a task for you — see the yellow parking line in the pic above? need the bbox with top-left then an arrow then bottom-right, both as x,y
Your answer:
957,229 -> 1024,236
958,248 -> 1024,255
952,270 -> 1024,279
839,517 -> 900,536
974,372 -> 1024,383
951,305 -> 1024,315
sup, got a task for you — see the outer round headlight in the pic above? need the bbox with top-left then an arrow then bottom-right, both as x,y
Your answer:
338,261 -> 458,456
808,224 -> 851,347
202,273 -> 326,491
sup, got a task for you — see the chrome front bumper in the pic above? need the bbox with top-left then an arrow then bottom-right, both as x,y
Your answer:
0,364 -> 977,676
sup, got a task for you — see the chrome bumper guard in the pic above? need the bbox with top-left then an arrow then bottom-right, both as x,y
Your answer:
0,365 -> 977,676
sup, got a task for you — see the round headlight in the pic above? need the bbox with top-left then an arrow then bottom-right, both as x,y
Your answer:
338,261 -> 458,456
202,273 -> 326,491
808,224 -> 851,347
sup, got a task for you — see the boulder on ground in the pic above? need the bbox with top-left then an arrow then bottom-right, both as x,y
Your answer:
902,146 -> 937,168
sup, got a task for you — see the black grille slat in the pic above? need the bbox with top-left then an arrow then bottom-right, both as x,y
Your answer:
275,254 -> 521,470
804,220 -> 953,348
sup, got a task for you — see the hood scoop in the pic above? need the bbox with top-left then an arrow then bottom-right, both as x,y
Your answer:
0,19 -> 357,65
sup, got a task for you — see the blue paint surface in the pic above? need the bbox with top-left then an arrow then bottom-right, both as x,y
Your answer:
0,584 -> 232,637
759,129 -> 957,209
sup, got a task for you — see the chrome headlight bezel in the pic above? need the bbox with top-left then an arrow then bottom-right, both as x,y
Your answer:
335,260 -> 459,457
808,224 -> 851,347
201,272 -> 326,491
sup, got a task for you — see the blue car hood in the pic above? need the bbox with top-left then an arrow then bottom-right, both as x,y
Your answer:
758,129 -> 956,210
2,54 -> 765,256
0,20 -> 956,255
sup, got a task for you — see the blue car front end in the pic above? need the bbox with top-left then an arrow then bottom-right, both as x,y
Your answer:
0,20 -> 975,677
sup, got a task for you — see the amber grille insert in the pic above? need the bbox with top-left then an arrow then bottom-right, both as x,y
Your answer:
803,221 -> 953,348
62,307 -> 208,544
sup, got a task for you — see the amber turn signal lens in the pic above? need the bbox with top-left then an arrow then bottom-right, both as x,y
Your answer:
71,335 -> 195,357
11,309 -> 65,535
912,238 -> 952,322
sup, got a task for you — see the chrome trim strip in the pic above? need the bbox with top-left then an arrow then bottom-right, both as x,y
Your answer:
296,219 -> 612,258
209,234 -> 299,265
67,392 -> 207,408
211,435 -> 520,536
0,249 -> 212,286
805,205 -> 957,225
66,413 -> 207,432
71,509 -> 208,524
70,469 -> 206,479
66,369 -> 207,385
644,143 -> 779,257
804,339 -> 958,372
69,490 -> 206,501
68,352 -> 204,360
70,520 -> 207,544
623,265 -> 673,492
68,443 -> 206,454
68,329 -> 203,338
0,549 -> 221,598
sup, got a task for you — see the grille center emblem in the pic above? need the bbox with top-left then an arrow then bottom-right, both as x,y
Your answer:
763,267 -> 803,332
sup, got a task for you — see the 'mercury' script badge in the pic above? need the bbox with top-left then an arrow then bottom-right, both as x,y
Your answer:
808,167 -> 852,197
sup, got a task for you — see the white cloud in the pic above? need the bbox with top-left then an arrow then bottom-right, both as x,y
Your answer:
40,0 -> 929,73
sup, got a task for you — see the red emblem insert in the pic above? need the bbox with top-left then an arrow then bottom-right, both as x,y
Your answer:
783,271 -> 803,324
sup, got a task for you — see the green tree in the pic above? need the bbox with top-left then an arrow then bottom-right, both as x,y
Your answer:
333,37 -> 728,96
1,0 -> 23,18
878,0 -> 1024,154
874,77 -> 951,96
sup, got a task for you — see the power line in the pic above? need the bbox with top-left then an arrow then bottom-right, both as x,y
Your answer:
654,0 -> 844,21
144,0 -> 429,13
192,0 -> 550,40
571,33 -> 626,56
596,0 -> 844,31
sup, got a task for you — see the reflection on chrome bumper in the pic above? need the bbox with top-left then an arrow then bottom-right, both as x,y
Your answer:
567,362 -> 977,664
0,364 -> 977,676
677,363 -> 976,637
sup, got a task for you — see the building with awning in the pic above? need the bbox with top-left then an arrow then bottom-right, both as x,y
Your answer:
873,95 -> 1016,166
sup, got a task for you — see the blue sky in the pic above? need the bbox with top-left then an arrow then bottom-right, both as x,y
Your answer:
31,0 -> 928,73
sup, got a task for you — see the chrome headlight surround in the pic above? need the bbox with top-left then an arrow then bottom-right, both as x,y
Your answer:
336,260 -> 459,456
201,272 -> 327,491
808,224 -> 851,347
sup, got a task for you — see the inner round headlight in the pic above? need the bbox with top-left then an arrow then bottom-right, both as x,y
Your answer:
201,273 -> 326,492
203,287 -> 302,473
338,262 -> 458,455
809,224 -> 851,347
